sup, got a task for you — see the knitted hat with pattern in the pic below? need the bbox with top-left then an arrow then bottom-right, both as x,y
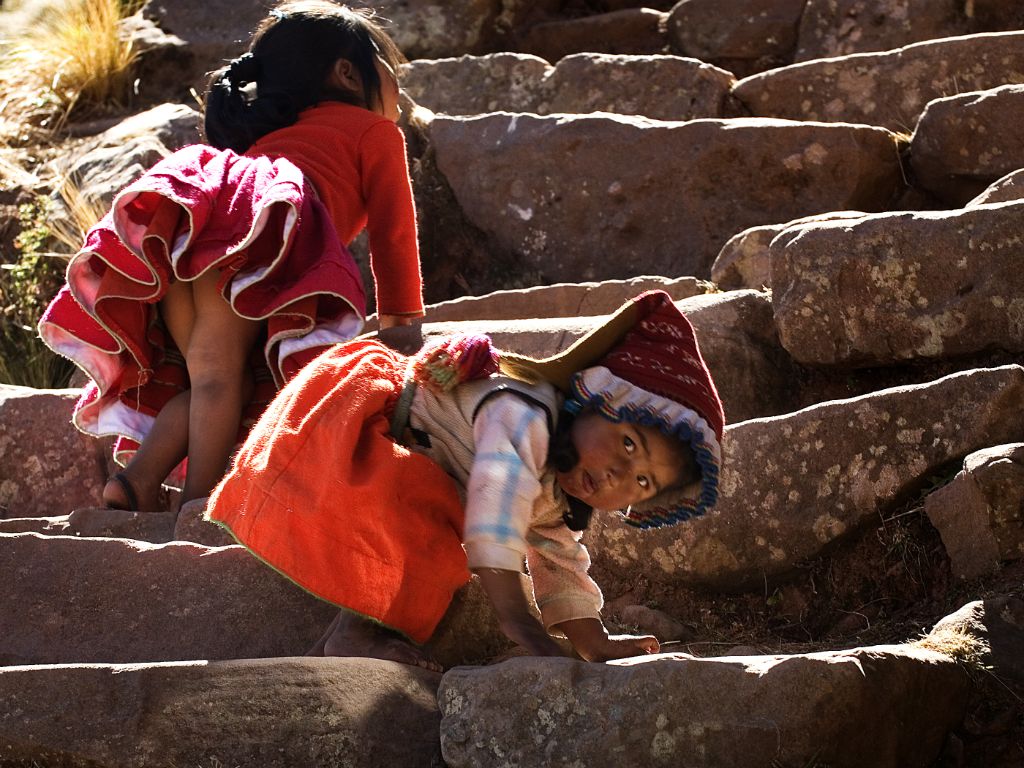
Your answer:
501,290 -> 725,528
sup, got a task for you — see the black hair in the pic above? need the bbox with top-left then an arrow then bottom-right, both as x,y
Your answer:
548,409 -> 595,532
204,1 -> 405,153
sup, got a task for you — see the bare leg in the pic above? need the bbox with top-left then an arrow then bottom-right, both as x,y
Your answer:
309,610 -> 442,673
178,269 -> 260,504
101,279 -> 196,511
101,389 -> 189,511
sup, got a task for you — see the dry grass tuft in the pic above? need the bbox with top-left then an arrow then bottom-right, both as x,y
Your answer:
0,0 -> 139,135
914,624 -> 990,668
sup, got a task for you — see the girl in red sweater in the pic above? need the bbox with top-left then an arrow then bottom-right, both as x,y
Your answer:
39,1 -> 423,511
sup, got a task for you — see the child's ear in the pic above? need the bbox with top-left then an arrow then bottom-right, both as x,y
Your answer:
329,58 -> 362,93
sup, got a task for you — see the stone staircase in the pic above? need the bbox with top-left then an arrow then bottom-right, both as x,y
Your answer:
2,0 -> 1024,765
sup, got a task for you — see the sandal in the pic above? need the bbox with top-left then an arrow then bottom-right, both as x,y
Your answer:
104,473 -> 140,511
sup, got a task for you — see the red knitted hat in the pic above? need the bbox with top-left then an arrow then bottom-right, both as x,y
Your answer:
599,291 -> 725,441
565,291 -> 726,528
496,289 -> 726,528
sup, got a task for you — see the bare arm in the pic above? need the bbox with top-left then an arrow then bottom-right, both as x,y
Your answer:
473,568 -> 566,658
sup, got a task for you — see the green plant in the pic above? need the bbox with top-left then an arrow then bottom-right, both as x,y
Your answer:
0,196 -> 76,388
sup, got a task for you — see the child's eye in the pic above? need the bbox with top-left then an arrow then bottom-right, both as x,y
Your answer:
623,436 -> 635,453
637,475 -> 650,489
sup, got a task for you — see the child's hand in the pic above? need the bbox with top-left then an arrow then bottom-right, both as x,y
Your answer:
554,617 -> 660,662
473,568 -> 567,658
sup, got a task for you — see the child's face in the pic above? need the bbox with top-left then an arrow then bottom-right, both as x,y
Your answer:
555,411 -> 687,511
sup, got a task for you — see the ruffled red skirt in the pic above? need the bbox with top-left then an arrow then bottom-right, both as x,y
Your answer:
207,340 -> 470,644
38,144 -> 366,486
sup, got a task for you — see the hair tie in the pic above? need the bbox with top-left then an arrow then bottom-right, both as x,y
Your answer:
227,52 -> 261,90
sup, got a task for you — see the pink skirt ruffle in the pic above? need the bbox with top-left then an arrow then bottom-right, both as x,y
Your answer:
38,144 -> 367,487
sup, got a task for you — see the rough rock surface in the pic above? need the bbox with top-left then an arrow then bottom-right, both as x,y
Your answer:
403,53 -> 734,121
422,291 -> 799,423
58,104 -> 200,207
586,366 -> 1024,590
0,533 -> 334,665
711,210 -> 866,290
770,201 -> 1024,366
541,53 -> 735,120
910,84 -> 1024,205
666,0 -> 805,77
0,532 -> 515,668
0,387 -> 111,519
931,597 -> 1024,685
733,31 -> 1024,132
0,509 -> 175,542
968,169 -> 1024,206
401,53 -> 552,115
795,0 -> 974,62
0,658 -> 443,768
515,8 -> 668,63
438,647 -> 968,768
391,276 -> 709,326
430,112 -> 902,280
925,443 -> 1024,579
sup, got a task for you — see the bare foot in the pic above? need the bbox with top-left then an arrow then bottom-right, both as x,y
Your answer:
309,610 -> 442,673
102,472 -> 162,512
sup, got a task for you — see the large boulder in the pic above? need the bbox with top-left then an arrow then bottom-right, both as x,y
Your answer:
733,31 -> 1024,132
770,201 -> 1024,367
420,290 -> 799,423
711,210 -> 867,290
666,0 -> 805,77
514,8 -> 668,63
139,0 -> 264,94
401,53 -> 551,115
377,275 -> 709,327
59,103 -> 201,208
968,169 -> 1024,206
439,646 -> 968,768
0,532 -> 514,668
402,53 -> 735,120
541,54 -> 735,120
429,112 -> 902,281
930,597 -> 1024,686
925,443 -> 1024,579
910,84 -> 1024,206
795,0 -> 977,62
586,365 -> 1024,591
0,386 -> 111,519
0,658 -> 443,768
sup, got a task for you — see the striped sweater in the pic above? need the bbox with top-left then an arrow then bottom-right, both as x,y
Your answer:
408,378 -> 603,630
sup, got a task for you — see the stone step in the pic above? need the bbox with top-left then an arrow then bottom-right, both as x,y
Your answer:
0,657 -> 442,768
770,199 -> 1024,366
733,31 -> 1024,132
402,52 -> 736,121
0,386 -> 113,519
5,598 -> 1019,768
439,643 -> 968,768
0,532 -> 515,669
428,112 -> 903,282
586,365 -> 1024,592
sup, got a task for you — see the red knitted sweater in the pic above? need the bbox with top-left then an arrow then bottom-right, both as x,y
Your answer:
249,101 -> 424,317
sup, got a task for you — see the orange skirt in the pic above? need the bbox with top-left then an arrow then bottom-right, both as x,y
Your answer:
206,339 -> 470,644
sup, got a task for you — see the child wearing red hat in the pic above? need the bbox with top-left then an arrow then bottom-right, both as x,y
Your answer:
206,290 -> 725,669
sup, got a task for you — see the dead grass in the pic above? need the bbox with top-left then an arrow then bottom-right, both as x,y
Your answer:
914,624 -> 990,668
0,0 -> 139,135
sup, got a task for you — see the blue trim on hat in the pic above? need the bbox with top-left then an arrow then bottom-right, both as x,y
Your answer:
567,377 -> 721,529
